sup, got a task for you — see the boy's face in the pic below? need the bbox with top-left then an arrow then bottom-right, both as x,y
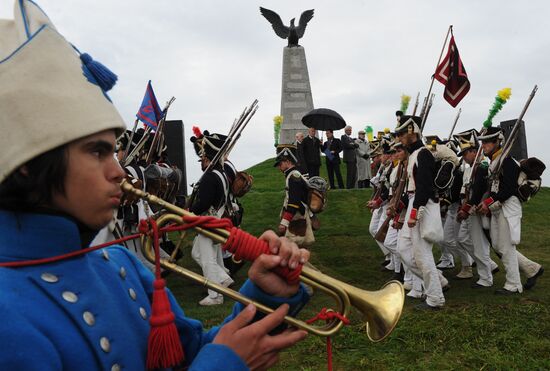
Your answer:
51,130 -> 125,230
463,148 -> 477,165
396,148 -> 407,161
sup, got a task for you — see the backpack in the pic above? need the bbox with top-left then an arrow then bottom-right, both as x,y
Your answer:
427,144 -> 460,192
231,171 -> 253,197
517,157 -> 546,202
307,176 -> 329,213
286,171 -> 329,214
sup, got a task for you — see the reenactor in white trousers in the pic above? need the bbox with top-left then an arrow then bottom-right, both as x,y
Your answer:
477,127 -> 544,295
456,129 -> 499,288
367,142 -> 393,268
395,116 -> 449,310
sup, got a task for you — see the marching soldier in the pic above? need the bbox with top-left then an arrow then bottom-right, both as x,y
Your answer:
275,145 -> 315,247
424,135 -> 474,278
395,116 -> 449,310
0,1 -> 310,369
380,140 -> 405,282
189,131 -> 236,305
367,140 -> 392,268
477,127 -> 544,294
455,129 -> 499,288
389,141 -> 425,297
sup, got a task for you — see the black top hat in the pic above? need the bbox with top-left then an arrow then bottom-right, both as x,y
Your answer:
274,144 -> 298,167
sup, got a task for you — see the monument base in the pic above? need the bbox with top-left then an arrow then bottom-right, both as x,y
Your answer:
279,46 -> 314,145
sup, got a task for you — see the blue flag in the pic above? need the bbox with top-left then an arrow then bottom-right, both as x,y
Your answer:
136,80 -> 163,129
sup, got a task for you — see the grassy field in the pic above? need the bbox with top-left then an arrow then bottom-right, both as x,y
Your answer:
168,159 -> 550,370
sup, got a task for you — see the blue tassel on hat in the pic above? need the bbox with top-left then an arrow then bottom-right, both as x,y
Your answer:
79,53 -> 118,92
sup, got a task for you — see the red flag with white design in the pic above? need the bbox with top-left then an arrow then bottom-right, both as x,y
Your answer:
434,35 -> 470,107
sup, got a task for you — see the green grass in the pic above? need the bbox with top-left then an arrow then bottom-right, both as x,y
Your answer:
167,158 -> 550,370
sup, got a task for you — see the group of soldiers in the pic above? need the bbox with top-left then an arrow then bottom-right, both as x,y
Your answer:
366,112 -> 544,310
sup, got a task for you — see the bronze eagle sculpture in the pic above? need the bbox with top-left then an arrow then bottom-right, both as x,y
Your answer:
259,7 -> 314,47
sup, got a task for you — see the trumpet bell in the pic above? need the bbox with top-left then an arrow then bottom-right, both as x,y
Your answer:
305,267 -> 405,341
348,280 -> 404,341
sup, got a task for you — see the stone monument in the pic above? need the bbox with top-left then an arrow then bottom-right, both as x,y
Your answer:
260,7 -> 315,145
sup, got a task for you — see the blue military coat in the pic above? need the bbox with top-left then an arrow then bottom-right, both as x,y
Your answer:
0,211 -> 308,370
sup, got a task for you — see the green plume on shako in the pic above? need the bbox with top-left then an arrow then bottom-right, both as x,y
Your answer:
400,94 -> 411,114
483,88 -> 512,128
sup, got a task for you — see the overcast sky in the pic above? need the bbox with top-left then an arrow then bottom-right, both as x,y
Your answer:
2,0 -> 549,185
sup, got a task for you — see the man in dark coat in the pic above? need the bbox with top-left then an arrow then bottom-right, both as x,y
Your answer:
341,125 -> 358,188
294,131 -> 307,174
301,127 -> 321,177
321,130 -> 344,189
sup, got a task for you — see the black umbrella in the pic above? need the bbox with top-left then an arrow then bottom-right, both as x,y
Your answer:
301,108 -> 346,131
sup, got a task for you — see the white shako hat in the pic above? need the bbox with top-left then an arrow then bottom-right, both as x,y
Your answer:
0,0 -> 125,183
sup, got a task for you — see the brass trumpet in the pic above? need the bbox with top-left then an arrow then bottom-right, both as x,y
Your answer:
121,180 -> 405,341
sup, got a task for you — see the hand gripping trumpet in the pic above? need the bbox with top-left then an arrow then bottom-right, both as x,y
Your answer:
121,180 -> 405,341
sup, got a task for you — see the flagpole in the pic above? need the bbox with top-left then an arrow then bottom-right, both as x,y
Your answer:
420,25 -> 453,132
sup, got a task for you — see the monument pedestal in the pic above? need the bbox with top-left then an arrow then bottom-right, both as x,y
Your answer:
279,46 -> 314,145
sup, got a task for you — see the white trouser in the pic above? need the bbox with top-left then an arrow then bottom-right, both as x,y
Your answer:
384,221 -> 401,273
192,234 -> 231,298
438,214 -> 455,266
370,203 -> 390,256
490,197 -> 540,292
398,194 -> 446,307
461,214 -> 493,286
441,203 -> 473,268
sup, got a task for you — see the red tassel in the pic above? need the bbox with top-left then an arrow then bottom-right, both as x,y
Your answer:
145,218 -> 185,370
146,278 -> 185,369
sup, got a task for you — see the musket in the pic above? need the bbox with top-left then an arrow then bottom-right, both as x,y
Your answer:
205,99 -> 258,174
121,118 -> 139,162
411,92 -> 420,116
224,100 -> 259,157
420,93 -> 435,132
186,99 -> 259,209
419,95 -> 428,120
122,126 -> 152,166
375,159 -> 408,243
448,108 -> 462,139
490,85 -> 538,178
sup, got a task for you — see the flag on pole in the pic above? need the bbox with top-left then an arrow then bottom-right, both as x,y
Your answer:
136,80 -> 163,129
434,35 -> 470,107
